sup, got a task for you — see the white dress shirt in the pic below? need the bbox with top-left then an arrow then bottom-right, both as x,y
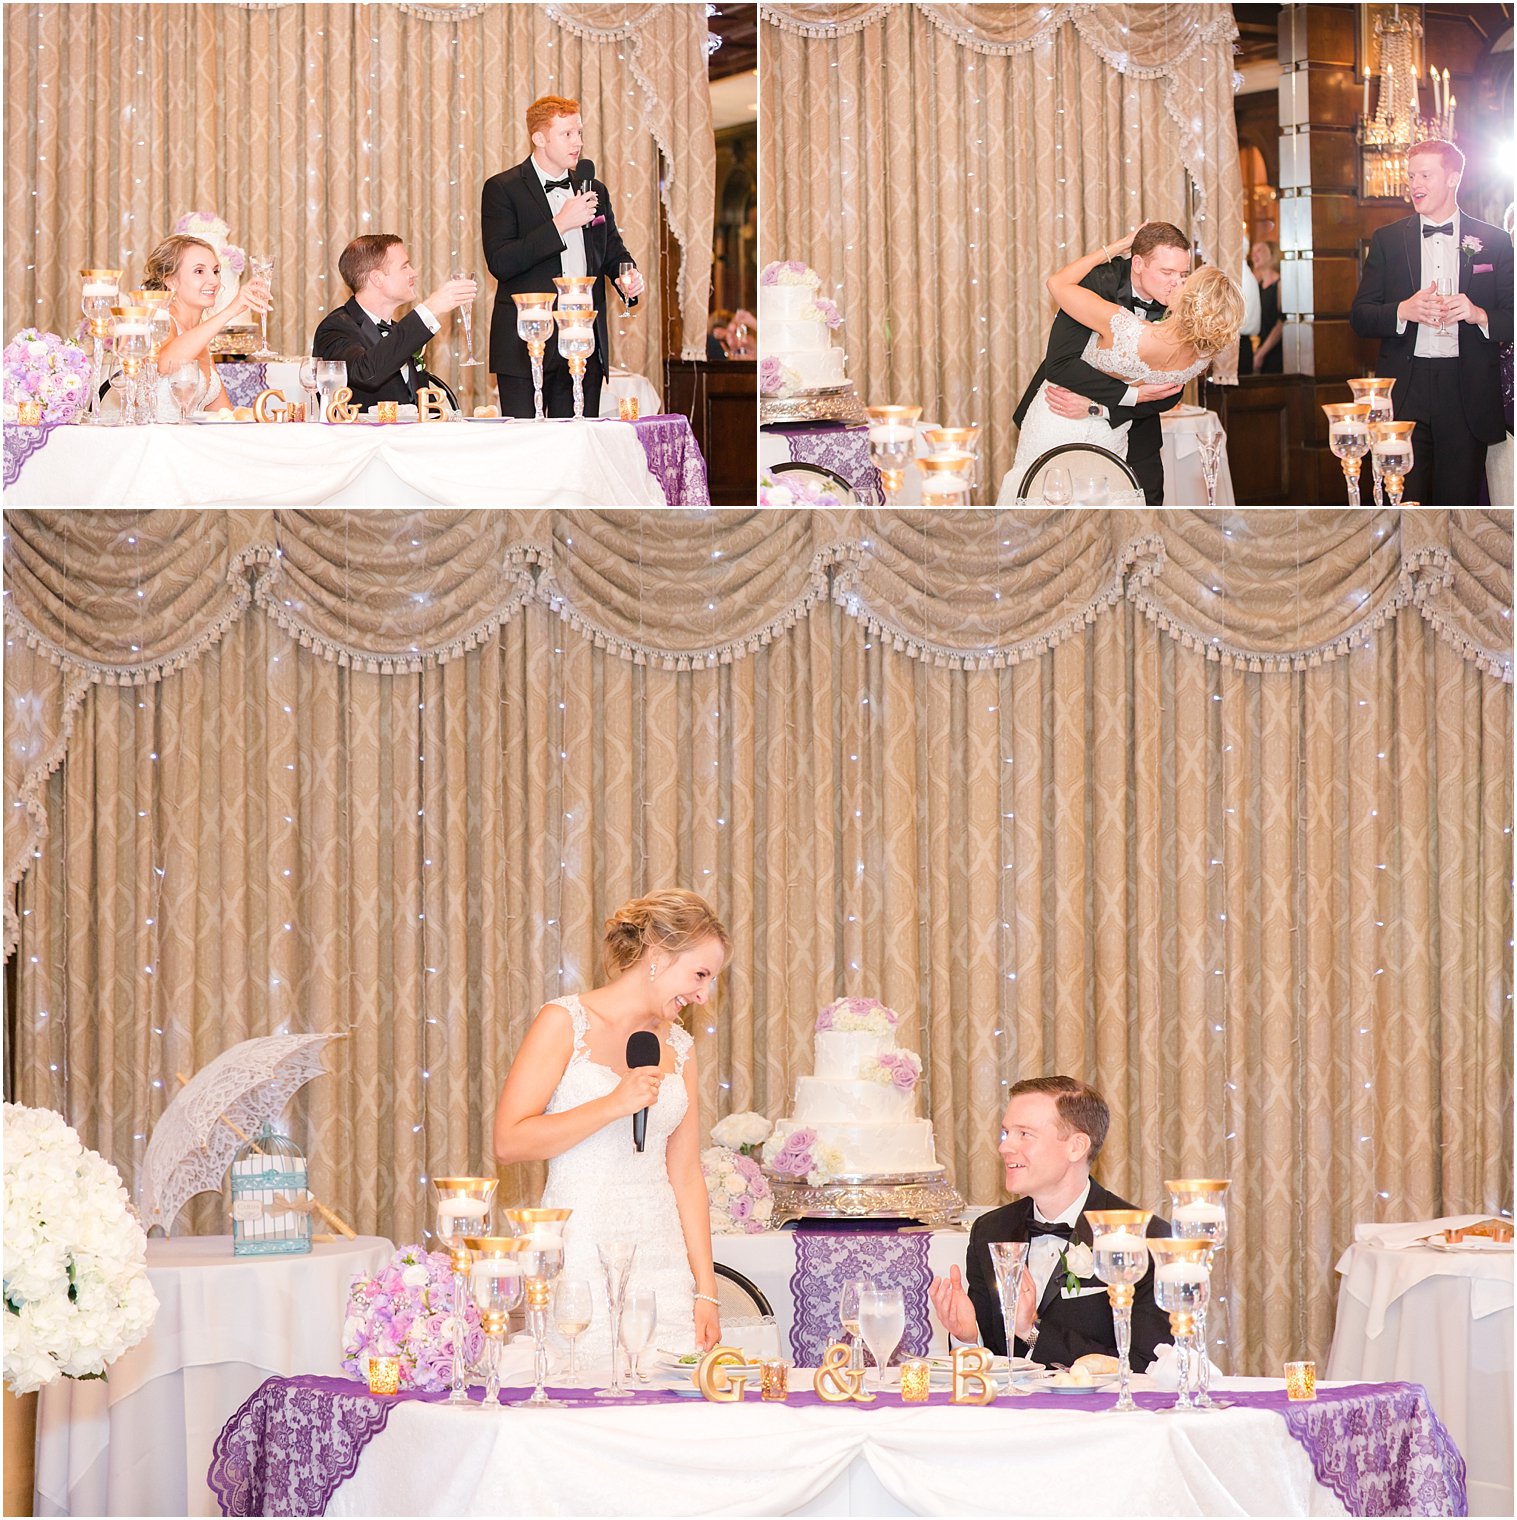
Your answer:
1396,210 -> 1489,349
357,301 -> 439,388
533,155 -> 588,280
1027,1179 -> 1093,1306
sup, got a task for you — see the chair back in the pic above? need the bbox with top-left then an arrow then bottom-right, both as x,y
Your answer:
1017,443 -> 1141,504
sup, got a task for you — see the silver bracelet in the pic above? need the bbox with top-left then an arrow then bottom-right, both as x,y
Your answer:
693,1292 -> 720,1307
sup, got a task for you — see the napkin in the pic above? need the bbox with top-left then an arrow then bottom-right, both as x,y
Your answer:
1146,1342 -> 1222,1392
1352,1215 -> 1495,1250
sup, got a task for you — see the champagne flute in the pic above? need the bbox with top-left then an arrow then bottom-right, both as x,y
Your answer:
618,260 -> 639,311
169,362 -> 204,424
596,1240 -> 638,1399
856,1285 -> 904,1393
1435,275 -> 1453,337
554,1278 -> 592,1385
1041,464 -> 1072,506
838,1277 -> 870,1374
986,1241 -> 1032,1395
250,254 -> 275,360
620,1289 -> 657,1384
451,268 -> 482,366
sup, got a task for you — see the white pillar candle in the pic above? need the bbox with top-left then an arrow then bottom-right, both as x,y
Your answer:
83,282 -> 116,297
437,1198 -> 489,1229
471,1258 -> 521,1283
1372,439 -> 1408,458
112,322 -> 151,336
1094,1230 -> 1146,1253
1171,1201 -> 1227,1225
529,1227 -> 564,1250
1154,1262 -> 1209,1286
922,475 -> 969,500
868,424 -> 915,445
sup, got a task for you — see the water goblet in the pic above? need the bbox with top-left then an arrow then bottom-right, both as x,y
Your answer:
554,1278 -> 593,1385
838,1277 -> 871,1375
856,1284 -> 905,1394
250,254 -> 276,359
1085,1210 -> 1152,1412
1147,1237 -> 1212,1412
434,1177 -> 497,1405
1166,1179 -> 1229,1410
1196,421 -> 1226,508
596,1240 -> 638,1399
169,363 -> 205,425
1040,464 -> 1072,506
619,1289 -> 657,1385
314,359 -> 347,422
450,268 -> 482,367
465,1236 -> 529,1410
987,1241 -> 1032,1396
298,356 -> 320,423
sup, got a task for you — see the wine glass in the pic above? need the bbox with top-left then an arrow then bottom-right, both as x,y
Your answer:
618,261 -> 639,311
838,1277 -> 870,1374
554,1278 -> 592,1386
1435,275 -> 1453,337
619,1289 -> 657,1383
1040,464 -> 1072,506
298,356 -> 319,422
169,363 -> 204,424
595,1240 -> 638,1399
314,359 -> 346,422
250,254 -> 275,359
451,268 -> 481,367
856,1285 -> 904,1393
1196,420 -> 1226,508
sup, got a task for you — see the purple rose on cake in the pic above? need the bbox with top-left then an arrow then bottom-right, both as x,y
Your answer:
816,996 -> 902,1035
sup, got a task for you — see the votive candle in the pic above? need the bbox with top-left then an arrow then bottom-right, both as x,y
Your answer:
16,401 -> 42,426
760,1359 -> 790,1401
376,400 -> 398,424
367,1355 -> 401,1396
1285,1360 -> 1316,1401
899,1358 -> 931,1402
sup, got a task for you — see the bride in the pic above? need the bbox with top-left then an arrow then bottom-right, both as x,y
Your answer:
493,889 -> 730,1357
1005,224 -> 1244,499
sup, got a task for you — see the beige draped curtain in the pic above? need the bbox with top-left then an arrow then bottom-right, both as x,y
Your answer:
5,509 -> 1511,1373
2,3 -> 715,409
759,3 -> 1245,497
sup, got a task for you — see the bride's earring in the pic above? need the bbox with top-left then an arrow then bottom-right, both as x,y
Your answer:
649,960 -> 658,981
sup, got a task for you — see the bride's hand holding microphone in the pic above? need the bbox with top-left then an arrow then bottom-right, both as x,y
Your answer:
607,1065 -> 664,1120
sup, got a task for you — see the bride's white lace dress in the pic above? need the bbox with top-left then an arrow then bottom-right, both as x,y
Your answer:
1002,307 -> 1213,499
539,994 -> 696,1359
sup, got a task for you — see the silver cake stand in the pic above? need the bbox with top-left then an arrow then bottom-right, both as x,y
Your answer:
760,382 -> 867,427
765,1169 -> 966,1228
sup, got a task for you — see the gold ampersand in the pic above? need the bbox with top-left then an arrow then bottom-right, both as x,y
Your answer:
326,386 -> 359,424
694,1345 -> 751,1403
814,1341 -> 875,1404
950,1344 -> 997,1405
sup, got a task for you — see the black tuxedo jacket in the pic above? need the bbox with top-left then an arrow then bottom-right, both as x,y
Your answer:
1349,213 -> 1513,444
311,298 -> 442,409
1013,257 -> 1182,504
481,156 -> 635,380
965,1177 -> 1172,1369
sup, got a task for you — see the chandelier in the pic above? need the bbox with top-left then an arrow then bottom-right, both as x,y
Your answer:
1356,6 -> 1458,200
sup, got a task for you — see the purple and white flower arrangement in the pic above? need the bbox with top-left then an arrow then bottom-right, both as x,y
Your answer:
760,1126 -> 845,1186
815,996 -> 903,1036
701,1143 -> 775,1234
760,260 -> 820,290
760,354 -> 803,398
2,330 -> 92,425
340,1243 -> 482,1392
758,473 -> 843,507
862,1049 -> 921,1092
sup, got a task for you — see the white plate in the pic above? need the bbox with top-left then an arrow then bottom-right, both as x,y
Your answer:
1042,1374 -> 1121,1394
188,412 -> 251,425
462,414 -> 513,423
925,1354 -> 1036,1374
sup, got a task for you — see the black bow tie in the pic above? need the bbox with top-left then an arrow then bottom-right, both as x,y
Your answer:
1422,222 -> 1454,239
376,319 -> 393,337
543,176 -> 573,193
1030,1219 -> 1075,1243
1129,296 -> 1164,317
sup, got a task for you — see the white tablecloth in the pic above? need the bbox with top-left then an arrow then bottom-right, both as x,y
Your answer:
714,1228 -> 973,1356
323,1359 -> 1344,1517
1327,1238 -> 1513,1516
1160,406 -> 1236,506
5,418 -> 667,506
34,1234 -> 393,1517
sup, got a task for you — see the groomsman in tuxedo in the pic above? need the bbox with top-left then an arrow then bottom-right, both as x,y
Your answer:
1013,221 -> 1193,505
312,235 -> 476,411
482,94 -> 645,418
928,1076 -> 1170,1368
1350,139 -> 1513,505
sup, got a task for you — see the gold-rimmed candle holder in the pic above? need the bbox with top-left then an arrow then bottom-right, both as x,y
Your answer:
15,401 -> 42,426
464,1235 -> 532,1410
513,293 -> 557,420
1147,1236 -> 1212,1412
922,426 -> 980,489
128,290 -> 173,423
552,275 -> 597,311
1323,404 -> 1372,507
865,404 -> 921,501
1369,421 -> 1414,506
554,309 -> 596,421
919,449 -> 976,507
433,1177 -> 497,1405
1285,1360 -> 1316,1401
1086,1209 -> 1152,1413
500,1207 -> 572,1406
80,268 -> 123,425
898,1357 -> 930,1403
1165,1179 -> 1229,1411
1347,378 -> 1395,505
109,305 -> 154,426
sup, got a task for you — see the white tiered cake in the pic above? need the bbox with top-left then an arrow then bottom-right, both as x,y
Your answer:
759,262 -> 849,397
765,999 -> 942,1180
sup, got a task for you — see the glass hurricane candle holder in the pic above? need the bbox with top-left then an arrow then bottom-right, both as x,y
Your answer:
1369,421 -> 1414,506
553,275 -> 597,311
554,309 -> 596,420
1085,1209 -> 1152,1412
1166,1179 -> 1229,1410
899,1358 -> 931,1403
500,1207 -> 572,1408
923,426 -> 980,488
1347,378 -> 1395,505
1323,403 -> 1372,507
920,450 -> 977,506
432,1177 -> 497,1405
1285,1360 -> 1316,1401
109,306 -> 154,426
464,1235 -> 531,1411
1147,1236 -> 1211,1413
513,293 -> 556,420
80,268 -> 123,425
864,404 -> 921,501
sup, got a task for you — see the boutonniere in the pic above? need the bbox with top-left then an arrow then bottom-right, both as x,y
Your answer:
1060,1242 -> 1094,1293
1459,234 -> 1484,263
411,347 -> 427,368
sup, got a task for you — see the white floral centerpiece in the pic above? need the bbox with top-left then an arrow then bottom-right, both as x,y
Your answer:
3,1103 -> 158,1395
700,1145 -> 775,1235
709,1110 -> 773,1158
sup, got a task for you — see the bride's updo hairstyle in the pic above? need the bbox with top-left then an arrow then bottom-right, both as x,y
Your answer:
1169,265 -> 1246,358
603,889 -> 731,977
140,235 -> 218,292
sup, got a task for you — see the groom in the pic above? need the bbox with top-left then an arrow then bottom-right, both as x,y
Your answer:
1013,221 -> 1192,505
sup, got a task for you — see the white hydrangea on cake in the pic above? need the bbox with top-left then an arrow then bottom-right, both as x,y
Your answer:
759,260 -> 848,396
3,1103 -> 158,1394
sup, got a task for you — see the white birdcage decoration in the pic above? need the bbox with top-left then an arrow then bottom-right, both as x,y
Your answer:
229,1120 -> 312,1256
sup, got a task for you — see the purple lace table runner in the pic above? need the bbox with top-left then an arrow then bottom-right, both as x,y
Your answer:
765,421 -> 885,505
215,361 -> 271,410
630,414 -> 711,505
3,416 -> 68,489
789,1227 -> 933,1365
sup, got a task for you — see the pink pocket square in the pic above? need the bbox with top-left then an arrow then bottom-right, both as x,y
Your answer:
1474,263 -> 1494,273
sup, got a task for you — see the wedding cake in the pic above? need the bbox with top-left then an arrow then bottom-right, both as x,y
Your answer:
764,998 -> 942,1180
759,261 -> 850,397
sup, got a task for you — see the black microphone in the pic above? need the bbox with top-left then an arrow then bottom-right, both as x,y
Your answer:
575,160 -> 608,230
626,1030 -> 661,1153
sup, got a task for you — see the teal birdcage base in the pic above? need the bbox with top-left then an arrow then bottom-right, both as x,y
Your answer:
231,1123 -> 313,1256
233,1235 -> 313,1257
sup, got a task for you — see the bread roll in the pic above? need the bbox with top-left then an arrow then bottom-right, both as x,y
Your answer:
1072,1353 -> 1120,1377
473,404 -> 501,418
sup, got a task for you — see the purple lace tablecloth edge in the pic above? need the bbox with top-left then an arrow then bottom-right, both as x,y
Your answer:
788,1229 -> 934,1365
2,417 -> 67,489
766,420 -> 885,505
631,413 -> 710,506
